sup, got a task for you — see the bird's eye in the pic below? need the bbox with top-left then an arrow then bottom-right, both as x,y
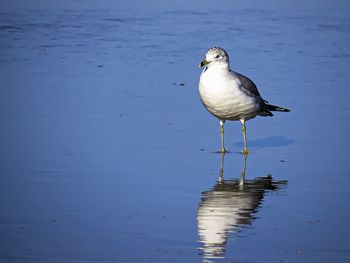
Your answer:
215,55 -> 220,58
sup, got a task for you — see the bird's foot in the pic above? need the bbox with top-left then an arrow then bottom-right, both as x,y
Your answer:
214,148 -> 230,154
241,148 -> 250,155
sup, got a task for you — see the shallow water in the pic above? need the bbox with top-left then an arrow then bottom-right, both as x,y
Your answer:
1,2 -> 350,263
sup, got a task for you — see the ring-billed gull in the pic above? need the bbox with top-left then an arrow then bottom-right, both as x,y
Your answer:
198,47 -> 290,154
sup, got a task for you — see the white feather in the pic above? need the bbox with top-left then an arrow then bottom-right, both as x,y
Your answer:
199,66 -> 260,121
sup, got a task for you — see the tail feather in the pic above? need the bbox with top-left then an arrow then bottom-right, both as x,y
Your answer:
267,104 -> 290,112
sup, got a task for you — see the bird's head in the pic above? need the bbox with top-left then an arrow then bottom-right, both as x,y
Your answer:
199,47 -> 230,69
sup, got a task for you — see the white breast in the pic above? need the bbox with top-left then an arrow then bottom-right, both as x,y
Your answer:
199,68 -> 259,121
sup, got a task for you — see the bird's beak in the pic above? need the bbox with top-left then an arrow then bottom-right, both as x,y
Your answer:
199,59 -> 210,68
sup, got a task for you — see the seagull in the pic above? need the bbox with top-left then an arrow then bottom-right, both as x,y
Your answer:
198,47 -> 290,154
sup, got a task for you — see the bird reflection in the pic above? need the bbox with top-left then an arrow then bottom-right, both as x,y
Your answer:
197,153 -> 287,261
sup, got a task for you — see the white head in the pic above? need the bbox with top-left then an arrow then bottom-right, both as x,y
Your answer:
199,47 -> 230,69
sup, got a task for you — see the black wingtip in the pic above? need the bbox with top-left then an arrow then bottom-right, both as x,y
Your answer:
267,104 -> 290,112
276,107 -> 290,112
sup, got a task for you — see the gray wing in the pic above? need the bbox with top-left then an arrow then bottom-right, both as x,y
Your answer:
232,71 -> 272,116
233,71 -> 262,98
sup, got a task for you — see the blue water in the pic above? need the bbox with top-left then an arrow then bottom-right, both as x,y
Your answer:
1,2 -> 350,262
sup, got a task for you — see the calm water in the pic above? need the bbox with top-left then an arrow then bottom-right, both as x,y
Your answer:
1,2 -> 350,263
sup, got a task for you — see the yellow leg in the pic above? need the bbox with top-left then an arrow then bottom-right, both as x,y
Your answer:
240,119 -> 249,155
219,120 -> 227,153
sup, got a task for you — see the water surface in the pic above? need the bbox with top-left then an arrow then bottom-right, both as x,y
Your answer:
1,2 -> 350,263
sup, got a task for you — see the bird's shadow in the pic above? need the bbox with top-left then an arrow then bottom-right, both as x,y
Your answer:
234,136 -> 294,151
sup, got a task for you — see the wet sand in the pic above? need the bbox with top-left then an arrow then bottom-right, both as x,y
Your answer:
1,2 -> 350,262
